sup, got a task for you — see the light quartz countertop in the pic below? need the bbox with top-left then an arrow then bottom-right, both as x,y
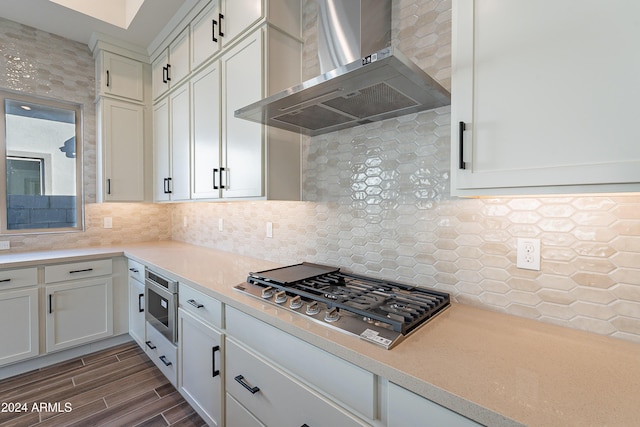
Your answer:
2,240 -> 639,427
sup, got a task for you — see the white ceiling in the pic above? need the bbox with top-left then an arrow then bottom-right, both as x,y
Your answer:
0,0 -> 193,50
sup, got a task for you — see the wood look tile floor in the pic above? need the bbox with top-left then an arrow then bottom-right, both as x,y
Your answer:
0,342 -> 206,427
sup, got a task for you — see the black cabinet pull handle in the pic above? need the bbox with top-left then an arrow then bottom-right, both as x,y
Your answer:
166,64 -> 171,81
70,268 -> 93,274
213,168 -> 219,189
107,178 -> 111,195
138,294 -> 144,313
212,345 -> 220,377
212,19 -> 218,43
145,341 -> 156,350
164,178 -> 173,194
129,268 -> 139,273
219,13 -> 224,37
162,66 -> 168,84
219,167 -> 226,189
187,299 -> 204,309
235,375 -> 260,394
0,278 -> 11,283
48,294 -> 53,314
159,355 -> 172,366
459,121 -> 467,170
106,70 -> 110,87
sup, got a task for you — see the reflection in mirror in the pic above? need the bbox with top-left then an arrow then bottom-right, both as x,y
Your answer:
1,92 -> 83,233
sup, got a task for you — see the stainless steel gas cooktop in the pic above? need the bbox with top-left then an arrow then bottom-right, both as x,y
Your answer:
234,262 -> 450,349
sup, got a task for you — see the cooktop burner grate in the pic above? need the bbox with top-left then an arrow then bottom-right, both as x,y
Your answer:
237,263 -> 450,348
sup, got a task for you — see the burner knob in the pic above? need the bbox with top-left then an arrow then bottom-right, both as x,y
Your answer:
274,291 -> 287,304
324,307 -> 340,322
261,286 -> 274,299
306,301 -> 320,315
289,295 -> 303,309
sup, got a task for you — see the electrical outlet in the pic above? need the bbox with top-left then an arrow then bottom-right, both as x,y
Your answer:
0,241 -> 10,250
266,222 -> 273,238
218,218 -> 224,232
517,238 -> 541,270
103,217 -> 113,229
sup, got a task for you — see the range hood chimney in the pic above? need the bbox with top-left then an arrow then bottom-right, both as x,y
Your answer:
234,0 -> 450,136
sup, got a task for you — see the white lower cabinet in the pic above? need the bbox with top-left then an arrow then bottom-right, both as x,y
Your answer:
128,259 -> 145,347
387,382 -> 481,427
226,393 -> 264,427
0,286 -> 39,366
45,277 -> 114,353
226,338 -> 370,427
178,308 -> 223,426
145,321 -> 178,387
225,306 -> 375,420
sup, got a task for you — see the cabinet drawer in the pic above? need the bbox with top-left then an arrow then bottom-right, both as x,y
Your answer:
45,259 -> 112,283
0,267 -> 38,290
388,382 -> 481,427
226,393 -> 265,427
145,321 -> 178,386
226,307 -> 375,419
226,339 -> 369,427
127,259 -> 145,283
179,285 -> 222,329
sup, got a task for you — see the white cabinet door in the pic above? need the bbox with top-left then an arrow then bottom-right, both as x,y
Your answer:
101,51 -> 144,101
221,0 -> 262,47
153,98 -> 171,201
191,1 -> 222,70
0,287 -> 38,366
128,276 -> 145,347
451,0 -> 640,196
100,98 -> 144,202
153,29 -> 190,101
191,62 -> 222,199
154,87 -> 191,202
178,309 -> 223,427
169,27 -> 190,86
222,30 -> 263,198
170,84 -> 191,201
45,278 -> 113,353
152,48 -> 170,100
388,382 -> 481,427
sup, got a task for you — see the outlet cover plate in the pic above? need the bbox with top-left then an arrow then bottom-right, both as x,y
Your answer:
517,238 -> 541,270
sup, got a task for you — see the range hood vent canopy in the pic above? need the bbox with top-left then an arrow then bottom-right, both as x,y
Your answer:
234,0 -> 450,136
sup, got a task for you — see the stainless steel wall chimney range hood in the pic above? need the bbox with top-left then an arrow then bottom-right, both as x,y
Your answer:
234,0 -> 451,136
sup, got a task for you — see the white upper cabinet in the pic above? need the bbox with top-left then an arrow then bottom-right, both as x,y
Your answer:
151,0 -> 302,201
221,0 -> 263,46
191,62 -> 222,199
153,27 -> 190,100
153,84 -> 191,202
98,98 -> 145,202
190,0 -> 301,72
99,51 -> 144,102
190,1 -> 222,71
220,30 -> 264,198
451,0 -> 640,196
